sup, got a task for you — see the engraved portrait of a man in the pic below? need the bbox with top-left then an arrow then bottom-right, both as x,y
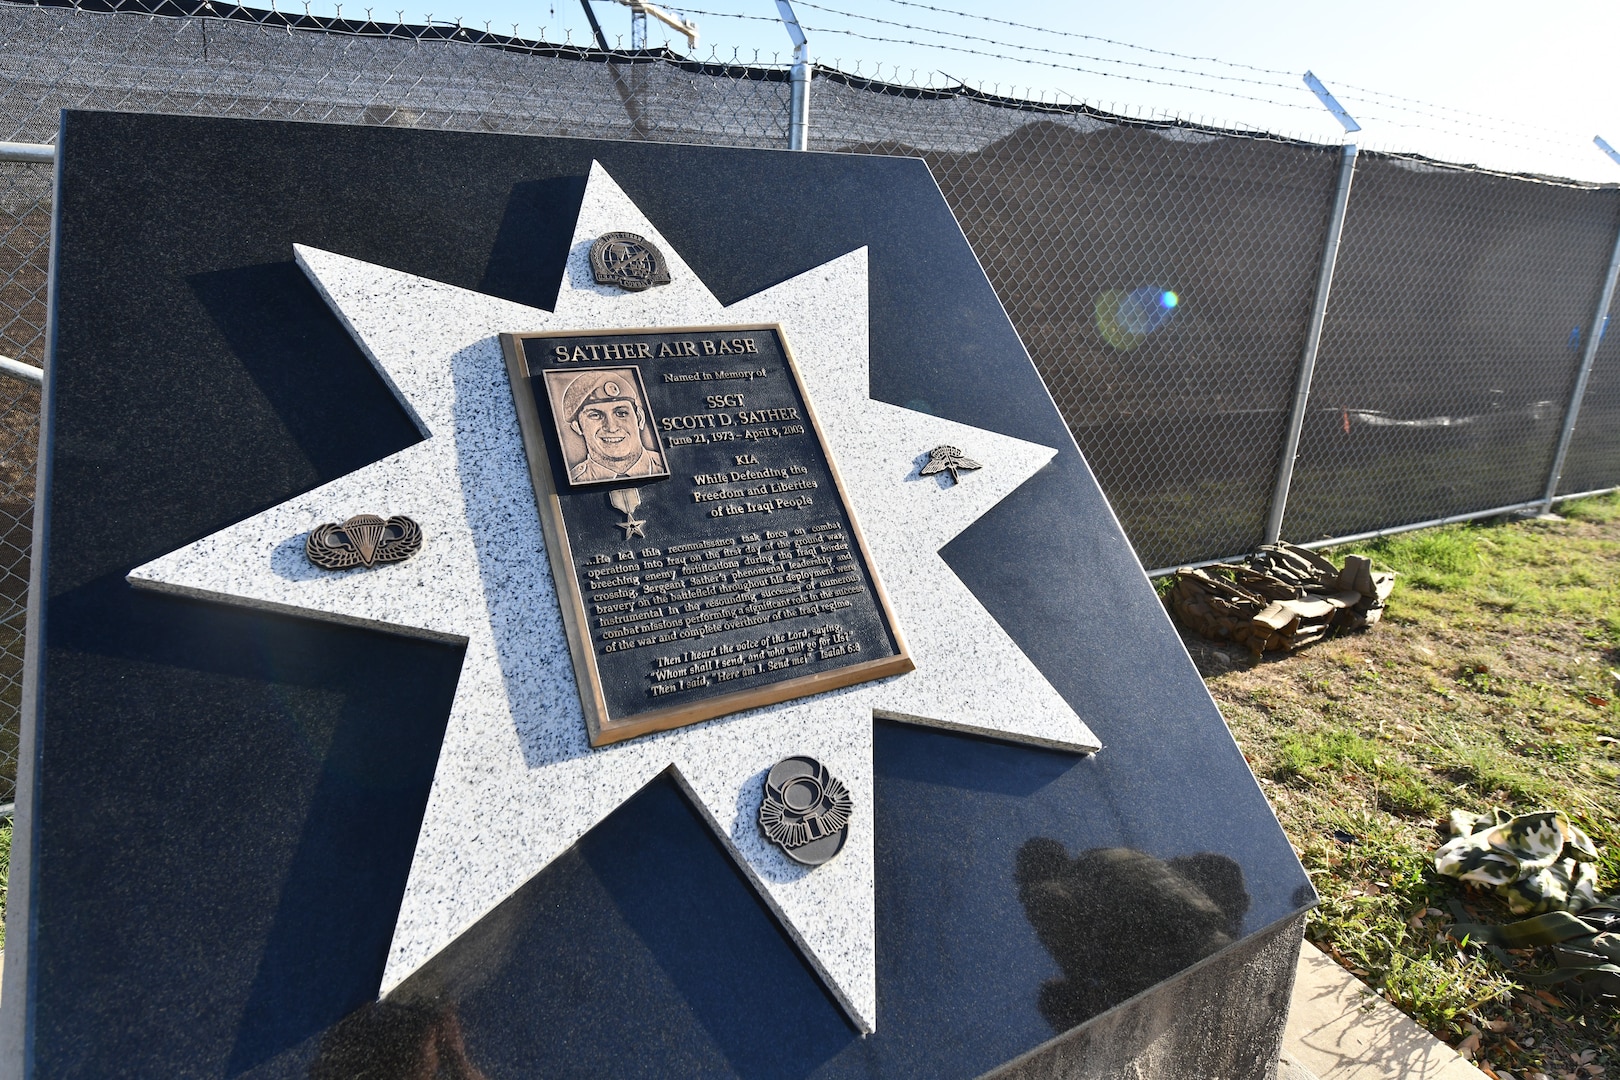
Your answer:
542,366 -> 670,485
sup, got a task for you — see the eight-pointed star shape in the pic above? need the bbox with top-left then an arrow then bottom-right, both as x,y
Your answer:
128,162 -> 1101,1033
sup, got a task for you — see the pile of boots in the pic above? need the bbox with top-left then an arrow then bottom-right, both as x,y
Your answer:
1168,542 -> 1395,655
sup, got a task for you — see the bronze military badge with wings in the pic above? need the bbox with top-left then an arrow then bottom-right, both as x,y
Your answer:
305,514 -> 423,570
920,445 -> 983,485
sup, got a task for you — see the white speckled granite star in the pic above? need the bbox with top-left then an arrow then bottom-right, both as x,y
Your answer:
128,163 -> 1100,1033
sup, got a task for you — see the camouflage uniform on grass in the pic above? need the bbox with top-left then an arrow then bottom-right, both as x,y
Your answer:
1437,809 -> 1618,1002
1435,809 -> 1600,916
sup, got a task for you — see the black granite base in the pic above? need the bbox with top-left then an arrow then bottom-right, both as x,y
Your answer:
990,912 -> 1306,1080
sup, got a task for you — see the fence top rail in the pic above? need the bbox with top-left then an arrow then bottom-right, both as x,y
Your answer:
0,140 -> 55,162
1359,147 -> 1620,191
0,354 -> 44,385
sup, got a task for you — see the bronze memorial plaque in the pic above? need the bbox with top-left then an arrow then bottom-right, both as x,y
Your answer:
501,325 -> 913,747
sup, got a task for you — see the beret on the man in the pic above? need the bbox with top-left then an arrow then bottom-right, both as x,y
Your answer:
562,370 -> 641,422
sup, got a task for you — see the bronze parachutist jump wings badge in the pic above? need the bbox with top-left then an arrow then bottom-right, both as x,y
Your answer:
306,514 -> 423,570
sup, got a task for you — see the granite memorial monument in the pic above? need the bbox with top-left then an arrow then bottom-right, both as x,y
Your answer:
1,111 -> 1314,1079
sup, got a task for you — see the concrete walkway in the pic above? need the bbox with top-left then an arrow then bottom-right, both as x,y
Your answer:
1282,942 -> 1481,1080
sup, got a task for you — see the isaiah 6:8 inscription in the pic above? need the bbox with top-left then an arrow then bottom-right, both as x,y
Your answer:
502,325 -> 912,746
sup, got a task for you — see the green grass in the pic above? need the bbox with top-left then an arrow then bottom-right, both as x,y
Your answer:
1445,740 -> 1557,804
1274,729 -> 1445,817
1,820 -> 9,951
1361,526 -> 1483,592
1300,807 -> 1518,1032
1183,492 -> 1620,1074
1563,495 -> 1620,524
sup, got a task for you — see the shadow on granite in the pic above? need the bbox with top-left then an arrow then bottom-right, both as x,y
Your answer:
1014,840 -> 1251,1033
987,911 -> 1308,1080
308,1001 -> 486,1080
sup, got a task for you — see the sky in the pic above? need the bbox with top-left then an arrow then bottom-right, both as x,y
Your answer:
303,0 -> 1620,183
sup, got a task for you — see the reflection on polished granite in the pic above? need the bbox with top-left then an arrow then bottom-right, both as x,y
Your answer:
17,112 -> 1313,1078
1015,841 -> 1249,1031
241,717 -> 1299,1079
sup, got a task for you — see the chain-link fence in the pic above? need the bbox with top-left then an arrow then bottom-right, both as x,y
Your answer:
1284,154 -> 1620,542
2,0 -> 1619,799
0,143 -> 49,801
827,107 -> 1346,565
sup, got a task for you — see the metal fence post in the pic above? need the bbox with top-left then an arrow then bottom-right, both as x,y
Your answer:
1265,140 -> 1359,544
1541,217 -> 1620,511
777,1 -> 809,150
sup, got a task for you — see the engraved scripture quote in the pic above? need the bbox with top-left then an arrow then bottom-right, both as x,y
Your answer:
502,325 -> 911,746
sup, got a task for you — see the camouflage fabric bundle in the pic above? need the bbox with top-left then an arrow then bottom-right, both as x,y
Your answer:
1435,809 -> 1602,916
1168,542 -> 1395,656
1437,810 -> 1617,1001
1446,904 -> 1620,1004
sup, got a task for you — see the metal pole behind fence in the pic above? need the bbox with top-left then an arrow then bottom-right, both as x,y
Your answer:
1265,140 -> 1359,544
578,0 -> 608,47
1542,217 -> 1620,511
777,1 -> 809,150
0,355 -> 44,386
0,144 -> 53,386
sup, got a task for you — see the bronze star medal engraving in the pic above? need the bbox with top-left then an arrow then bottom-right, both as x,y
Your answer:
608,488 -> 647,539
501,325 -> 913,747
305,514 -> 422,570
920,445 -> 983,484
589,232 -> 672,292
760,756 -> 852,866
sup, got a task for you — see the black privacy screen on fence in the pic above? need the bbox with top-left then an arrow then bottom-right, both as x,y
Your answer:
805,75 -> 1346,567
2,0 -> 1620,796
840,114 -> 1342,568
0,0 -> 794,145
1284,154 -> 1620,541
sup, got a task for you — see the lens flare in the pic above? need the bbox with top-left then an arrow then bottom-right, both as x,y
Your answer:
1093,286 -> 1180,351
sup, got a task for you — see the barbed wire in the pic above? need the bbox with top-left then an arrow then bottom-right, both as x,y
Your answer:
790,1 -> 1302,93
874,0 -> 1299,79
1354,126 -> 1604,168
874,0 -> 1601,170
26,0 -> 1603,175
1314,82 -> 1599,158
842,5 -> 1586,156
667,6 -> 778,23
664,4 -> 1587,164
793,23 -> 1329,114
1330,82 -> 1590,146
679,2 -> 1593,168
1345,109 -> 1594,158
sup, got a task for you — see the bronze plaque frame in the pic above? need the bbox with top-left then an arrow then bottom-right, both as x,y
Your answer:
502,324 -> 913,747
